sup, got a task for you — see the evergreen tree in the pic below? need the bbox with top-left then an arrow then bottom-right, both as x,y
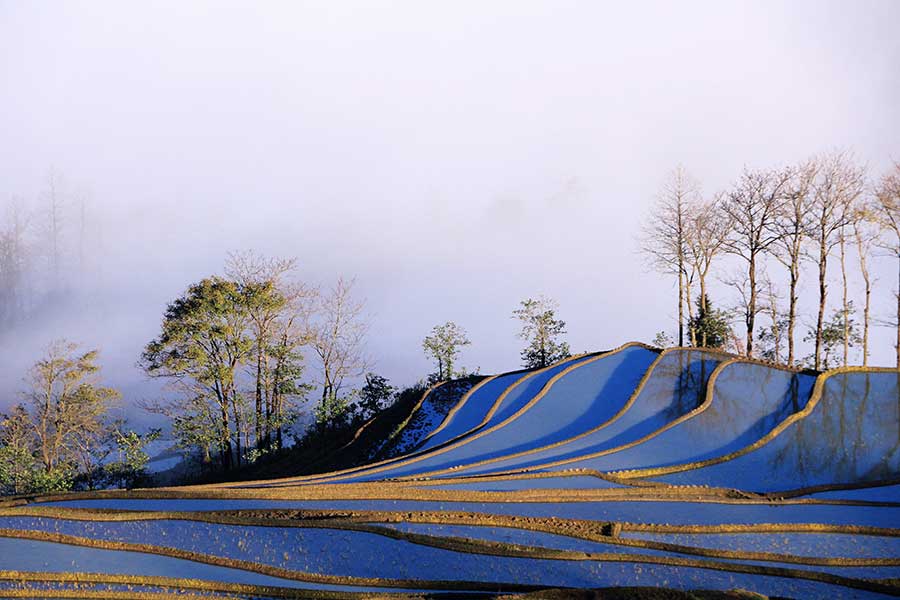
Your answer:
687,295 -> 730,349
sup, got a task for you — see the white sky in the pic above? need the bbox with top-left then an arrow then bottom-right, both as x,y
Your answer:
1,1 -> 899,418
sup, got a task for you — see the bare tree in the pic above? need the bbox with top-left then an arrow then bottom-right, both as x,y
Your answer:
757,277 -> 786,363
873,161 -> 900,367
640,166 -> 700,346
722,166 -> 794,356
311,277 -> 370,404
853,203 -> 878,366
772,160 -> 818,366
41,168 -> 66,289
0,197 -> 30,326
810,152 -> 865,370
721,270 -> 757,357
684,192 -> 731,347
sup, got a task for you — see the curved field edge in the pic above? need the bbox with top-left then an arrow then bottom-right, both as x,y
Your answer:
391,349 -> 815,482
0,570 -> 427,599
225,351 -> 603,489
0,573 -> 824,600
621,365 -> 900,483
3,506 -> 900,567
256,350 -> 612,487
0,526 -> 895,596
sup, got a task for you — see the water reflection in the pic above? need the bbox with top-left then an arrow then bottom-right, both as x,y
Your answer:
487,349 -> 724,472
660,371 -> 900,492
595,364 -> 816,473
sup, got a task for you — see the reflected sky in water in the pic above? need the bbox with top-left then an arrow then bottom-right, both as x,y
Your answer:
658,372 -> 900,493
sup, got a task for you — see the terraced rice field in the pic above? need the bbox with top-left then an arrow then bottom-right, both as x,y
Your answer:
2,342 -> 898,599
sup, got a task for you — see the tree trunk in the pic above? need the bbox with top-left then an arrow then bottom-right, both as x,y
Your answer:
685,274 -> 697,347
232,388 -> 242,468
219,401 -> 232,470
856,226 -> 871,367
815,237 -> 828,370
699,274 -> 707,348
677,267 -> 684,346
747,253 -> 757,357
275,390 -> 283,450
787,259 -> 798,367
840,230 -> 849,366
255,348 -> 263,450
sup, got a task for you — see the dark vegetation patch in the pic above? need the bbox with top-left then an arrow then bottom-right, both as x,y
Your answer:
172,378 -> 482,485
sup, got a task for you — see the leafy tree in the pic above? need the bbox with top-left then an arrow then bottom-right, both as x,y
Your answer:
265,310 -> 313,449
357,373 -> 395,419
141,277 -> 253,470
24,340 -> 119,476
315,392 -> 354,431
758,315 -> 790,363
803,303 -> 863,370
513,296 -> 571,368
0,405 -> 37,495
0,342 -> 122,496
422,321 -> 471,380
687,295 -> 730,349
225,252 -> 313,451
651,331 -> 675,348
103,427 -> 161,490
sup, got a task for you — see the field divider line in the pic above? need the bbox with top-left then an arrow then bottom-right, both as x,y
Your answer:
25,513 -> 898,569
220,352 -> 599,490
391,345 -> 710,482
0,526 -> 895,596
407,349 -> 731,481
368,380 -> 449,461
194,381 -> 449,490
0,569 -> 432,600
8,505 -> 900,537
616,365 -> 900,482
0,528 -> 544,593
257,351 -> 608,487
429,350 -> 816,482
361,343 -> 660,483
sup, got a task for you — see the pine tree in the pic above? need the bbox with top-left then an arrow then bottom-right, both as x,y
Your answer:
687,295 -> 730,349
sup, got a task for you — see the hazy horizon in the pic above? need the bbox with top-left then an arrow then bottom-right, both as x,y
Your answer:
2,1 -> 899,427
